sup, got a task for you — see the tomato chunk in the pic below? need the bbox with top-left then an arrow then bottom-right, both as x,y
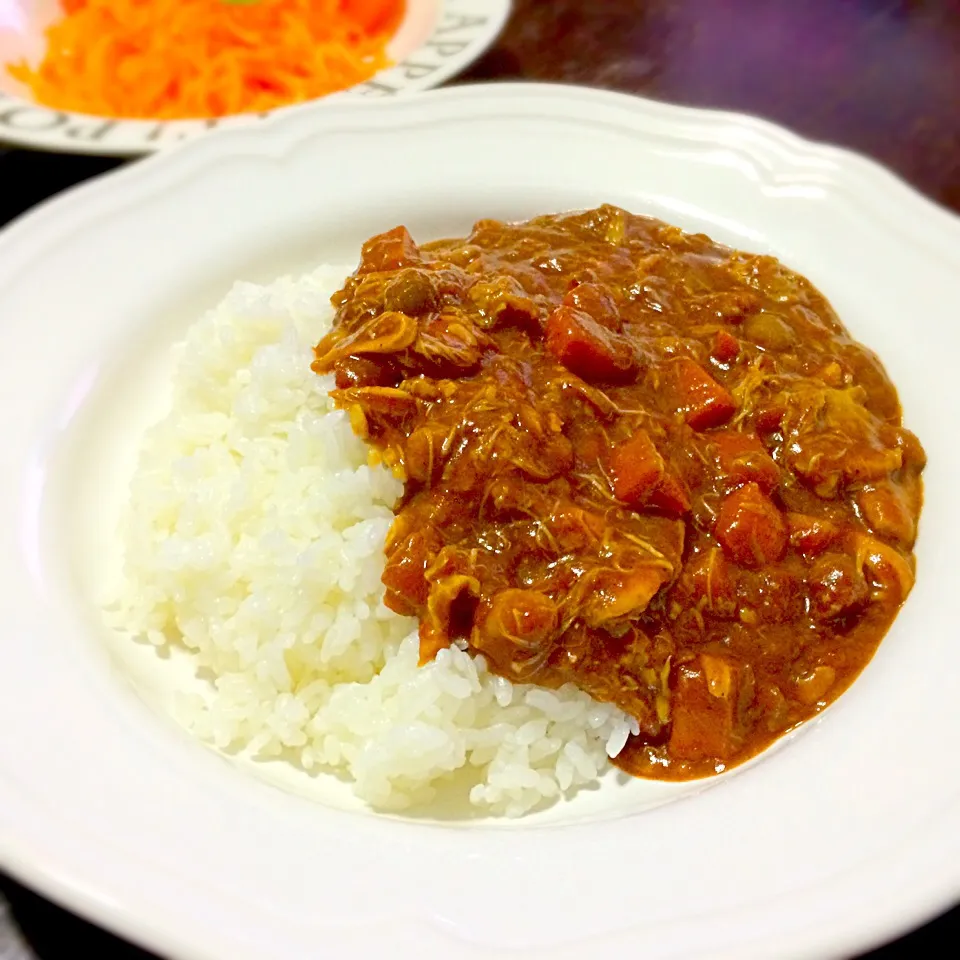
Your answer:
545,304 -> 638,383
714,482 -> 787,567
665,357 -> 736,429
609,430 -> 690,516
710,430 -> 780,493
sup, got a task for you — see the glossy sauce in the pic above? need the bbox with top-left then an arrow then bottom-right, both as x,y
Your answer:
313,206 -> 924,780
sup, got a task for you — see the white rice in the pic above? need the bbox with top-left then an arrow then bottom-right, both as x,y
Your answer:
109,265 -> 637,817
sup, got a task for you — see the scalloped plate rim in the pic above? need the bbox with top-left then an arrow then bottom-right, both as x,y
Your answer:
0,82 -> 957,960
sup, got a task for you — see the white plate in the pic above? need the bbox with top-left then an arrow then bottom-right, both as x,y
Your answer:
0,83 -> 958,960
0,0 -> 510,155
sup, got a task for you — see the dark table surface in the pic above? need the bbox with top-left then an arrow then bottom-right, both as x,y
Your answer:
0,1 -> 957,957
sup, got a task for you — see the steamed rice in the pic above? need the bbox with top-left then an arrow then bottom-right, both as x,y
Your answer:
109,265 -> 637,817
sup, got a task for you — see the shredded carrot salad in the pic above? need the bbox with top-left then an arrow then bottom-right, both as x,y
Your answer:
9,0 -> 406,120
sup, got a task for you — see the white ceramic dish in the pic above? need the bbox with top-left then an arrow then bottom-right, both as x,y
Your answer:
0,83 -> 958,960
0,0 -> 510,154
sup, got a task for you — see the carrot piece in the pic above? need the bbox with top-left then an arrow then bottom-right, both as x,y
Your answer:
358,226 -> 421,274
650,472 -> 692,516
754,405 -> 786,433
609,430 -> 690,516
668,660 -> 739,762
710,329 -> 740,364
710,430 -> 780,493
665,357 -> 736,429
681,547 -> 737,617
545,305 -> 638,383
609,431 -> 662,502
714,482 -> 787,567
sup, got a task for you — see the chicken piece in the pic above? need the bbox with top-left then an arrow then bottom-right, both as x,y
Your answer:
854,534 -> 915,605
419,574 -> 480,663
674,547 -> 737,618
858,482 -> 917,546
383,268 -> 439,316
313,311 -> 418,370
782,384 -> 903,497
472,589 -> 560,679
792,665 -> 837,706
579,565 -> 671,628
563,282 -> 621,330
787,512 -> 842,558
382,527 -> 441,616
808,554 -> 870,621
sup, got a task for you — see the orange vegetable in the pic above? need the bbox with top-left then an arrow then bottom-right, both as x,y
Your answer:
664,357 -> 736,430
544,305 -> 638,383
681,547 -> 737,617
8,0 -> 405,120
668,660 -> 739,762
714,482 -> 787,568
709,430 -> 780,493
608,430 -> 690,516
710,329 -> 740,364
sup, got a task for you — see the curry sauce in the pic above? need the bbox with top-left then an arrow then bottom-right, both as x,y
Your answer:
312,205 -> 924,780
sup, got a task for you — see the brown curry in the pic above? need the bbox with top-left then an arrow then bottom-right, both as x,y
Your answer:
312,205 -> 924,780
